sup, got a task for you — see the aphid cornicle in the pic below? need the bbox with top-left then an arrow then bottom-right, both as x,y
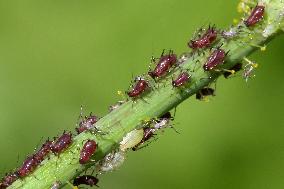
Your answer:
79,140 -> 97,164
196,87 -> 215,100
203,48 -> 226,71
244,5 -> 265,27
223,63 -> 242,78
127,77 -> 149,98
172,72 -> 191,87
17,156 -> 39,178
51,132 -> 72,154
148,51 -> 177,79
188,26 -> 218,49
73,175 -> 99,187
76,114 -> 98,134
0,172 -> 18,189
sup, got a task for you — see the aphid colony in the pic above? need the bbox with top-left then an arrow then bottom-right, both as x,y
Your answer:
0,3 -> 266,189
0,114 -> 100,189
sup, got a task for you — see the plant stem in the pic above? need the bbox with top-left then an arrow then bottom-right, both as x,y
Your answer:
8,0 -> 284,188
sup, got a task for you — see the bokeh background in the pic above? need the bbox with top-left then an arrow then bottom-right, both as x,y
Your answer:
0,0 -> 283,188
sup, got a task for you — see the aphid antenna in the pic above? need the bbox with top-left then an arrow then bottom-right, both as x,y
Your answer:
34,136 -> 45,151
168,123 -> 180,134
160,49 -> 166,57
217,42 -> 225,49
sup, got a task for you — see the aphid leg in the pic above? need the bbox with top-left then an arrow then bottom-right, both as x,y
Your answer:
173,107 -> 177,119
192,59 -> 201,72
168,123 -> 180,134
160,49 -> 166,57
132,136 -> 158,151
140,97 -> 150,104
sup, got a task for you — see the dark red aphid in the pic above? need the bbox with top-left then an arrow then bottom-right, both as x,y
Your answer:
223,63 -> 242,78
79,140 -> 97,164
34,139 -> 52,163
203,48 -> 226,71
51,132 -> 72,154
76,114 -> 98,134
73,175 -> 99,187
148,51 -> 177,79
172,72 -> 191,87
127,77 -> 149,98
188,26 -> 218,49
196,87 -> 215,100
17,156 -> 39,178
0,172 -> 18,189
159,112 -> 173,120
244,5 -> 265,27
132,127 -> 155,151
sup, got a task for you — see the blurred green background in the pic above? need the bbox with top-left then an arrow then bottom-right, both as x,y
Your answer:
0,0 -> 283,188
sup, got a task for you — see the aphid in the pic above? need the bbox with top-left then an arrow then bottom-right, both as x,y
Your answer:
51,132 -> 72,154
34,139 -> 52,163
188,26 -> 218,49
243,58 -> 258,82
154,112 -> 173,130
244,5 -> 265,27
73,175 -> 99,187
109,100 -> 125,112
120,129 -> 144,151
98,151 -> 126,173
148,51 -> 177,79
127,77 -> 150,98
221,27 -> 239,39
79,140 -> 97,164
172,72 -> 191,87
196,87 -> 215,100
76,114 -> 99,134
132,127 -> 155,151
223,63 -> 242,78
17,156 -> 39,178
203,48 -> 226,71
152,112 -> 179,134
50,181 -> 62,189
159,112 -> 173,119
0,172 -> 18,189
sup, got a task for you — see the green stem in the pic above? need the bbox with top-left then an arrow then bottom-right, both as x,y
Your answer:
8,0 -> 284,188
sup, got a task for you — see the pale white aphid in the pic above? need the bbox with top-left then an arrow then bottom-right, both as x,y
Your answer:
98,151 -> 126,173
119,129 -> 144,151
